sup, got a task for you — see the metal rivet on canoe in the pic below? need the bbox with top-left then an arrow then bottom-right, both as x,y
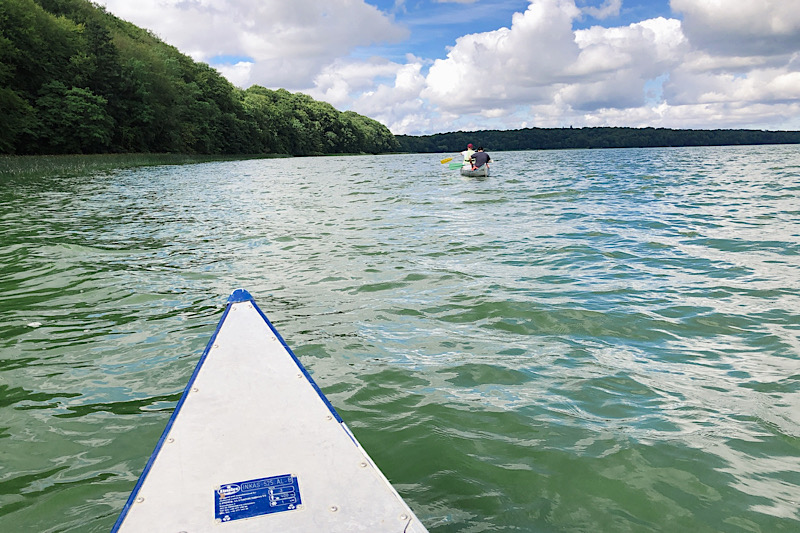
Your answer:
271,336 -> 276,341
326,415 -> 333,420
167,437 -> 174,444
297,374 -> 303,379
213,344 -> 219,349
400,514 -> 409,520
192,387 -> 199,393
329,505 -> 338,512
135,497 -> 144,504
359,462 -> 367,468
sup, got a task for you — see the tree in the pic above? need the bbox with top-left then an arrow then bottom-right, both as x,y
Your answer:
3,0 -> 400,155
35,81 -> 113,153
0,33 -> 33,153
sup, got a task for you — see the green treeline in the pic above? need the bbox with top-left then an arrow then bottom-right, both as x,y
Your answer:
0,0 -> 399,155
397,127 -> 800,153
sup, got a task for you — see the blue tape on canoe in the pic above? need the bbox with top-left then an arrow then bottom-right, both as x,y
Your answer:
111,290 -> 349,532
228,288 -> 253,303
215,474 -> 302,522
111,291 -> 241,532
247,297 -> 346,426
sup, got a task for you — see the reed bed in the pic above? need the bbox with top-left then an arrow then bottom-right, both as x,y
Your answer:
0,153 -> 287,179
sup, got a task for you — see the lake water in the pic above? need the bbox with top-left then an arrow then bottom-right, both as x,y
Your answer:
1,146 -> 798,532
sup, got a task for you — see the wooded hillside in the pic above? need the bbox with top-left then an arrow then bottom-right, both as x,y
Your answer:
0,0 -> 399,155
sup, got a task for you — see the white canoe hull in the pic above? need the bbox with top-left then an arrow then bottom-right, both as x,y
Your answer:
460,165 -> 489,177
112,289 -> 428,532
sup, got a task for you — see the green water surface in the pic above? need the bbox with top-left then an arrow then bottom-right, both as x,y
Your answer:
1,146 -> 798,532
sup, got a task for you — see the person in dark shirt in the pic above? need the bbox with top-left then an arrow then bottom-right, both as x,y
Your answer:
470,147 -> 491,170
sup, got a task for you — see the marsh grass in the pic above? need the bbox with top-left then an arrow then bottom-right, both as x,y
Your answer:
0,153 -> 289,179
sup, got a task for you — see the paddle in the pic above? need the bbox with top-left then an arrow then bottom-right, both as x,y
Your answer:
449,162 -> 463,169
440,157 -> 453,164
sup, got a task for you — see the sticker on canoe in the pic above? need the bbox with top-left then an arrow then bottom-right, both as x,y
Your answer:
215,474 -> 302,522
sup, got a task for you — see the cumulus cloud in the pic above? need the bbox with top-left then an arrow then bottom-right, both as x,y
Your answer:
407,0 -> 800,132
423,0 -> 582,111
308,55 -> 430,133
99,0 -> 800,133
560,17 -> 687,110
665,61 -> 800,107
215,61 -> 254,88
420,0 -> 686,122
648,1 -> 800,129
583,0 -> 622,20
351,60 -> 430,132
672,0 -> 800,57
100,0 -> 407,88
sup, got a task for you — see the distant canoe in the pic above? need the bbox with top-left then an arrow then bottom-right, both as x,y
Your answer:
460,165 -> 489,177
112,289 -> 429,533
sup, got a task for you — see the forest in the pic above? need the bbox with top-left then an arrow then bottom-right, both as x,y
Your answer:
396,127 -> 800,154
0,0 -> 399,156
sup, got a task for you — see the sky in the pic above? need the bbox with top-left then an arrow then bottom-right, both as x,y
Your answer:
97,0 -> 800,135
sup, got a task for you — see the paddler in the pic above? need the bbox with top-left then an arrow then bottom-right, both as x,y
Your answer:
461,143 -> 475,166
470,146 -> 492,170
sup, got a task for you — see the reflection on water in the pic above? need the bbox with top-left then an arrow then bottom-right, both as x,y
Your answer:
1,146 -> 799,531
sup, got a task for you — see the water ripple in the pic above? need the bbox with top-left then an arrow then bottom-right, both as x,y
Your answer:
1,146 -> 799,531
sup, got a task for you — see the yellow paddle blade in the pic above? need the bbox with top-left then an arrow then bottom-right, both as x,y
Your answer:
440,157 -> 453,164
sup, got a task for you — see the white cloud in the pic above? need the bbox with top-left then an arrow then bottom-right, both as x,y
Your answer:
671,0 -> 800,57
419,1 -> 687,123
308,55 -> 430,134
422,0 -> 582,111
98,0 -> 800,134
309,58 -> 408,107
407,0 -> 800,133
582,0 -> 621,20
665,62 -> 800,106
571,17 -> 686,77
100,0 -> 407,88
582,100 -> 800,131
352,61 -> 429,131
559,17 -> 687,110
215,61 -> 254,88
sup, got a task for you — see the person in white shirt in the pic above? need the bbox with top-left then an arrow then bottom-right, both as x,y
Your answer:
460,143 -> 475,166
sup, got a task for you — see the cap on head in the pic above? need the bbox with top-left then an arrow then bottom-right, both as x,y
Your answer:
467,143 -> 473,148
